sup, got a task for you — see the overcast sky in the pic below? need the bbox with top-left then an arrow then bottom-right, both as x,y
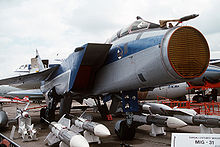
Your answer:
0,0 -> 220,77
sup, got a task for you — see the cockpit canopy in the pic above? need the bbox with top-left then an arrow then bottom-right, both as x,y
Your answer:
106,17 -> 160,43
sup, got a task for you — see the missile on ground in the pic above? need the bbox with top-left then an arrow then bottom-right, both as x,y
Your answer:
174,114 -> 220,128
72,117 -> 111,138
141,102 -> 220,129
140,102 -> 172,115
44,116 -> 89,147
0,110 -> 8,128
193,115 -> 220,128
132,114 -> 187,128
115,114 -> 187,140
50,123 -> 89,147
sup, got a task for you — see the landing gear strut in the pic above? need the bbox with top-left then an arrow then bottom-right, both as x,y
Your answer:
59,93 -> 73,118
40,88 -> 60,121
115,112 -> 136,140
115,90 -> 139,140
95,96 -> 111,120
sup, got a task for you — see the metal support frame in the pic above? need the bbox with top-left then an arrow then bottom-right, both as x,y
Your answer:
199,124 -> 214,134
150,124 -> 166,137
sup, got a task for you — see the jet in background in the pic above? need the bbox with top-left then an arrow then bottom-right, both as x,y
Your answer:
0,50 -> 57,100
0,85 -> 45,101
0,14 -> 210,127
5,89 -> 44,101
0,85 -> 20,97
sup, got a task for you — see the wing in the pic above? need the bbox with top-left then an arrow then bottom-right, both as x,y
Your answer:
0,65 -> 59,89
41,43 -> 112,95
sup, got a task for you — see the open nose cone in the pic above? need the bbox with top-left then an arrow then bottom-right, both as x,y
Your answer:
70,135 -> 89,147
94,124 -> 111,138
167,117 -> 187,128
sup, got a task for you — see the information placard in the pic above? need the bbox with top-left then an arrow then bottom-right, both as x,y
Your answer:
171,133 -> 220,147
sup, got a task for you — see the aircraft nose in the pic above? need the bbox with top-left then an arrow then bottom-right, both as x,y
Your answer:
167,26 -> 209,79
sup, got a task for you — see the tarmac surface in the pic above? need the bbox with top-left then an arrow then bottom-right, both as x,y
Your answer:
1,100 -> 220,147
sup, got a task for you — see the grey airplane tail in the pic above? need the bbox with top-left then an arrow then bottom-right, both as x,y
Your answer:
30,49 -> 45,73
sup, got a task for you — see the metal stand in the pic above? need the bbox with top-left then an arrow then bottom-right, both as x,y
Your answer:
59,93 -> 72,118
17,111 -> 38,141
150,124 -> 166,137
200,124 -> 214,134
83,130 -> 101,144
10,125 -> 16,140
59,141 -> 69,147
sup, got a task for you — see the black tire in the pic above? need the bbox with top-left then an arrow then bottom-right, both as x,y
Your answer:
197,96 -> 204,103
193,95 -> 204,103
179,96 -> 187,101
208,95 -> 213,102
115,120 -> 136,140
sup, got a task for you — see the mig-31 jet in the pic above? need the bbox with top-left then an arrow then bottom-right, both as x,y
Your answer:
0,15 -> 210,139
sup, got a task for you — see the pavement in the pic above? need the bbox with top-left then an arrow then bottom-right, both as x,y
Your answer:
1,101 -> 220,147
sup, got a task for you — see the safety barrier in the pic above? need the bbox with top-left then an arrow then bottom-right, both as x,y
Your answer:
190,102 -> 220,115
0,133 -> 20,147
157,96 -> 220,115
157,96 -> 192,109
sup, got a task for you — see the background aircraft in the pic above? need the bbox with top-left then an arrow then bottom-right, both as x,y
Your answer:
0,85 -> 20,97
0,50 -> 60,101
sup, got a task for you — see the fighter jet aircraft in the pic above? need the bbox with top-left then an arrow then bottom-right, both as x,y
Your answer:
0,50 -> 57,101
0,14 -> 210,127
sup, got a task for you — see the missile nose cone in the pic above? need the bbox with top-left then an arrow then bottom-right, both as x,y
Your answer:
167,117 -> 187,128
142,104 -> 151,111
94,124 -> 111,138
70,135 -> 89,147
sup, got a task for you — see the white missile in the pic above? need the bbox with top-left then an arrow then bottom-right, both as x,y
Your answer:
71,115 -> 111,144
73,117 -> 111,138
141,102 -> 220,131
94,124 -> 111,138
44,116 -> 89,147
70,135 -> 89,147
115,114 -> 187,140
166,116 -> 187,128
133,114 -> 187,128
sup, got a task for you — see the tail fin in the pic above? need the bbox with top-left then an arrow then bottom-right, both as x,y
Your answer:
30,49 -> 45,73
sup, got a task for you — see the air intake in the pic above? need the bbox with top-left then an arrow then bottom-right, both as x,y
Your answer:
168,26 -> 210,78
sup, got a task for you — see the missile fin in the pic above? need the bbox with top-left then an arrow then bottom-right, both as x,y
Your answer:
45,132 -> 60,146
58,115 -> 71,128
70,125 -> 84,133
